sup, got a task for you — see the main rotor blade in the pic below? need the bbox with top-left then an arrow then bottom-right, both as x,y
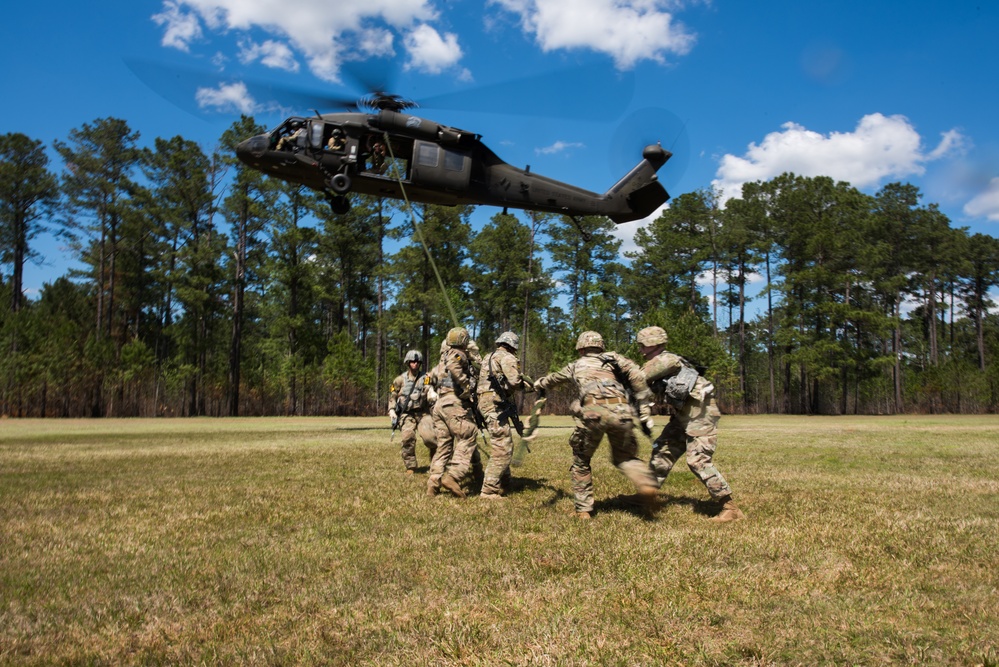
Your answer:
417,64 -> 636,121
124,58 -> 361,117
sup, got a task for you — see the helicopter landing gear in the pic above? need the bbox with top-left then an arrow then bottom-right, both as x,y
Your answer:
328,172 -> 351,195
326,193 -> 351,215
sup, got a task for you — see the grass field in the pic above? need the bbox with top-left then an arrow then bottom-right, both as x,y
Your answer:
2,415 -> 997,666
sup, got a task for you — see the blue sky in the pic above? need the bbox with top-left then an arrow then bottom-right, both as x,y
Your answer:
3,0 -> 999,301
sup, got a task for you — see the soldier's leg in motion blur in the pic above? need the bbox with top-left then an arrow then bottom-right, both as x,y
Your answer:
399,414 -> 419,473
605,407 -> 659,495
417,413 -> 438,462
480,408 -> 513,497
427,404 -> 454,496
649,415 -> 688,489
683,396 -> 730,499
441,408 -> 480,497
569,420 -> 604,517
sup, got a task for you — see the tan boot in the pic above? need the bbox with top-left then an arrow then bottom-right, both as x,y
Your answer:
711,496 -> 745,522
637,485 -> 659,515
575,511 -> 592,520
405,469 -> 416,476
427,483 -> 438,497
440,474 -> 467,499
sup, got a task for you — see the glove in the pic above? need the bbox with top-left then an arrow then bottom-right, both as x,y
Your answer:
389,409 -> 397,423
641,416 -> 655,437
426,388 -> 438,404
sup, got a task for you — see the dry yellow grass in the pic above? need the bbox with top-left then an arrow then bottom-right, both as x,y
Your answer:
1,415 -> 997,665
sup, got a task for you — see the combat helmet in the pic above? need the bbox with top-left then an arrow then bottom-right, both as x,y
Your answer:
636,326 -> 668,347
575,331 -> 605,352
446,327 -> 470,348
496,331 -> 520,351
403,349 -> 423,364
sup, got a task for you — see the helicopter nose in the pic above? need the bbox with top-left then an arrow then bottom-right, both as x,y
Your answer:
236,134 -> 268,163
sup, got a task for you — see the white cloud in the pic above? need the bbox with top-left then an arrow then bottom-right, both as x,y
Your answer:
153,0 -> 203,51
712,113 -> 965,204
609,201 -> 669,256
195,82 -> 257,114
154,0 -> 439,81
403,24 -> 463,74
489,0 -> 696,69
964,177 -> 999,222
238,39 -> 299,71
535,140 -> 585,156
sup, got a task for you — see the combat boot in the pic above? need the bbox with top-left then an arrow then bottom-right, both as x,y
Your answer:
427,483 -> 438,497
710,496 -> 745,522
575,511 -> 592,520
440,474 -> 467,499
637,485 -> 659,516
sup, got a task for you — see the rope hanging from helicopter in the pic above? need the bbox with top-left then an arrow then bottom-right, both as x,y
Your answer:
379,131 -> 461,330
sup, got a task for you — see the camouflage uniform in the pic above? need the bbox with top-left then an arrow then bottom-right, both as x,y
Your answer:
637,326 -> 741,520
427,328 -> 481,497
534,331 -> 658,515
477,332 -> 529,498
389,350 -> 436,472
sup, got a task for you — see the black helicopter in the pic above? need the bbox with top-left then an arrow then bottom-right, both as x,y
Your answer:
235,92 -> 672,222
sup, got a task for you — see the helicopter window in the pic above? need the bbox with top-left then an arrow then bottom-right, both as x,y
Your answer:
443,150 -> 466,172
416,143 -> 439,168
309,122 -> 324,149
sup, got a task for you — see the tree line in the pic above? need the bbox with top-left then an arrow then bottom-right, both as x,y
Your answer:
2,117 -> 998,417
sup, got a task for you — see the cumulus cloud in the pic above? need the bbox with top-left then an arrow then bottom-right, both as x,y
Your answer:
153,0 -> 203,51
489,0 -> 696,69
964,177 -> 999,222
238,39 -> 299,72
535,140 -> 585,156
195,82 -> 257,114
712,113 -> 966,203
153,0 -> 439,81
403,24 -> 463,74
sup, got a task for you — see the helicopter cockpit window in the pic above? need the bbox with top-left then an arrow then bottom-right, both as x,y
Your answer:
273,118 -> 307,151
416,143 -> 439,168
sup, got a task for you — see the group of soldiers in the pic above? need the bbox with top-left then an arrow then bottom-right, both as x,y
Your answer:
388,326 -> 745,522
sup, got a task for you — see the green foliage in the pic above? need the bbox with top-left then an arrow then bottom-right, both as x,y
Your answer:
6,119 -> 999,416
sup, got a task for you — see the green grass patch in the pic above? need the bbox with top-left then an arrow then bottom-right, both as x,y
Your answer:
2,415 -> 997,665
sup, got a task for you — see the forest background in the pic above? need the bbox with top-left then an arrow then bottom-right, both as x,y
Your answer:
2,116 -> 999,419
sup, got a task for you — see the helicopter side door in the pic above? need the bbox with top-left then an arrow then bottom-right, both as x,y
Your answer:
410,140 -> 470,191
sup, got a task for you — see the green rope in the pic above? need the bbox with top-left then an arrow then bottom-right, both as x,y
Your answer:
381,133 -> 460,329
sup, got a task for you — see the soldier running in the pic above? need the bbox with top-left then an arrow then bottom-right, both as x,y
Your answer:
534,331 -> 659,519
426,327 -> 481,498
636,326 -> 745,522
477,331 -> 533,499
389,349 -> 437,474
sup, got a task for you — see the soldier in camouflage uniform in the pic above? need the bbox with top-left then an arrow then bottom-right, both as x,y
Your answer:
426,327 -> 481,498
637,326 -> 745,522
389,350 -> 437,474
477,331 -> 533,499
534,331 -> 659,519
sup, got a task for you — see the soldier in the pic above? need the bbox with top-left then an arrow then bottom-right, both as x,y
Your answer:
636,326 -> 745,522
477,331 -> 533,499
534,331 -> 659,519
426,327 -> 481,498
389,350 -> 437,474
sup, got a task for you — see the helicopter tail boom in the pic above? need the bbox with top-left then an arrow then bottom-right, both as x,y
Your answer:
605,144 -> 672,224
